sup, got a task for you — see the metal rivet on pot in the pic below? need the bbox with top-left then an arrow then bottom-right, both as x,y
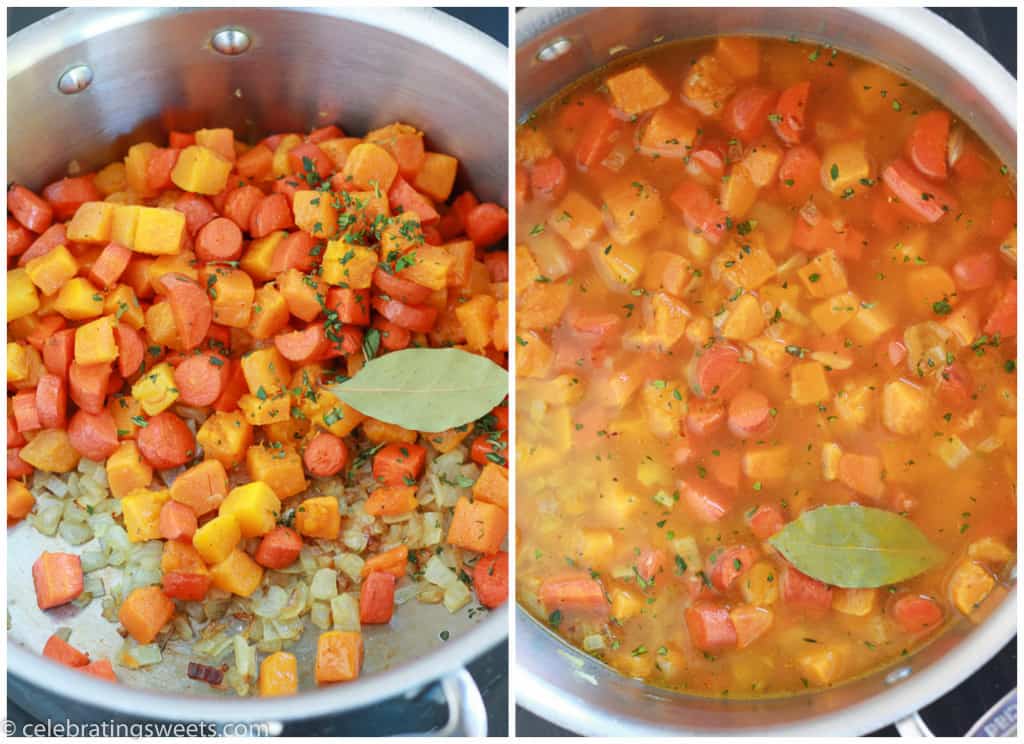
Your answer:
885,666 -> 912,685
211,27 -> 251,56
57,64 -> 93,95
537,37 -> 571,62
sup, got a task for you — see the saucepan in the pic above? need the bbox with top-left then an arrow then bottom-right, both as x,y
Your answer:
515,6 -> 1016,737
7,6 -> 507,734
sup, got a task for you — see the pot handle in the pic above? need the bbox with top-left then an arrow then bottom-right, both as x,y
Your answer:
896,687 -> 1017,737
404,668 -> 489,737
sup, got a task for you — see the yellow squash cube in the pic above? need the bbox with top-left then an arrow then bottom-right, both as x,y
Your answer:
53,277 -> 104,321
241,230 -> 288,282
8,268 -> 40,321
131,361 -> 179,415
66,201 -> 117,243
121,488 -> 170,542
171,145 -> 232,195
219,481 -> 282,538
321,241 -> 377,288
272,134 -> 303,178
74,315 -> 119,366
133,207 -> 185,255
193,513 -> 242,565
25,244 -> 78,295
196,411 -> 253,470
210,549 -> 264,597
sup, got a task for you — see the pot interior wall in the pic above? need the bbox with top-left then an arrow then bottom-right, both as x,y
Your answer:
8,8 -> 507,202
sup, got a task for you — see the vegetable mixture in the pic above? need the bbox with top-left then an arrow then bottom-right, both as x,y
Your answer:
8,119 -> 509,693
516,36 -> 1016,697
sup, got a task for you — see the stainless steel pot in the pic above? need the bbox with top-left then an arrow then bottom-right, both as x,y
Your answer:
7,7 -> 507,734
515,7 -> 1017,737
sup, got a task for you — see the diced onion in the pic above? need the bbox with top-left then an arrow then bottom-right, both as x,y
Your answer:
583,634 -> 606,651
425,556 -> 458,588
310,569 -> 339,600
334,553 -> 365,581
330,594 -> 360,631
443,581 -> 471,613
310,601 -> 331,630
59,520 -> 93,545
252,585 -> 288,618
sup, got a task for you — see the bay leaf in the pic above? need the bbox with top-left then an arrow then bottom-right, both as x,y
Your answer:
326,347 -> 507,432
767,505 -> 944,588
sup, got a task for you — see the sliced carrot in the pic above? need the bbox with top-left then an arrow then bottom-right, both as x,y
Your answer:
387,175 -> 438,224
146,147 -> 181,192
173,352 -> 229,406
472,551 -> 508,608
470,431 -> 508,467
530,155 -> 568,202
372,443 -> 426,486
254,526 -> 303,569
42,176 -> 102,220
746,504 -> 785,540
983,279 -> 1016,338
723,86 -> 777,143
168,131 -> 196,149
360,545 -> 408,578
484,251 -> 509,283
213,359 -> 249,412
174,192 -> 218,236
158,499 -> 198,542
250,193 -> 295,238
464,203 -> 509,249
359,571 -> 397,624
451,191 -> 480,232
905,110 -> 950,181
308,124 -> 344,143
372,268 -> 432,305
371,297 -> 437,333
158,273 -> 212,351
136,410 -> 195,469
118,585 -> 175,644
881,158 -> 957,223
727,388 -> 773,438
80,658 -> 118,682
695,344 -> 752,401
18,222 -> 65,266
538,572 -> 609,619
302,431 -> 349,477
270,230 -> 319,275
43,634 -> 90,667
195,217 -> 243,262
706,544 -> 758,591
680,477 -> 734,522
937,362 -> 974,411
8,184 -> 53,232
87,241 -> 132,289
686,601 -> 738,651
988,195 -> 1016,238
373,317 -> 411,351
636,548 -> 666,582
771,81 -> 810,145
288,141 -> 334,180
223,184 -> 264,231
7,216 -> 34,257
114,323 -> 145,379
12,389 -> 41,432
32,551 -> 83,609
891,594 -> 943,633
25,314 -> 67,352
67,408 -> 119,462
8,448 -> 34,479
575,101 -> 625,170
328,287 -> 371,326
686,399 -> 727,439
8,412 -> 27,447
777,144 -> 821,204
782,565 -> 833,611
162,571 -> 212,601
670,180 -> 728,244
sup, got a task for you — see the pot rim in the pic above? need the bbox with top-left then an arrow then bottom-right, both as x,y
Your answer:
6,5 -> 508,723
515,5 -> 1016,736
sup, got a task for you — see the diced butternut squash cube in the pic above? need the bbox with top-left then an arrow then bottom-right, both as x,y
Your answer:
19,429 -> 80,472
67,202 -> 116,243
302,390 -> 366,438
907,266 -> 956,313
646,291 -> 689,350
714,243 -> 777,291
74,315 -> 118,366
838,452 -> 884,499
241,230 -> 287,283
238,392 -> 291,426
8,268 -> 40,321
790,361 -> 830,405
849,65 -> 904,113
594,240 -> 646,289
832,588 -> 875,616
810,292 -> 859,334
295,495 -> 341,539
642,378 -> 686,440
638,104 -> 699,152
798,646 -> 846,686
446,497 -> 506,554
821,441 -> 841,481
605,64 -> 670,115
315,630 -> 363,683
548,191 -> 604,251
271,134 -> 303,178
721,293 -> 765,341
219,481 -> 282,538
741,561 -> 779,606
133,207 -> 185,255
26,244 -> 78,295
53,277 -> 104,321
193,513 -> 241,564
397,244 -> 453,291
121,488 -> 170,542
949,560 -> 995,617
412,152 -> 457,201
845,302 -> 893,345
721,165 -> 758,218
472,462 -> 509,511
104,285 -> 144,329
241,347 -> 291,397
260,651 -> 299,697
210,548 -> 264,597
293,190 -> 338,239
106,441 -> 153,500
602,179 -> 664,245
742,444 -> 791,482
455,295 -> 496,351
342,143 -> 399,191
798,250 -> 847,299
125,142 -> 157,196
322,240 -> 376,288
610,587 -> 644,621
882,379 -> 929,435
821,141 -> 871,196
131,361 -> 179,416
111,204 -> 142,249
194,128 -> 235,160
967,537 -> 1014,565
171,145 -> 232,195
246,445 -> 307,500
